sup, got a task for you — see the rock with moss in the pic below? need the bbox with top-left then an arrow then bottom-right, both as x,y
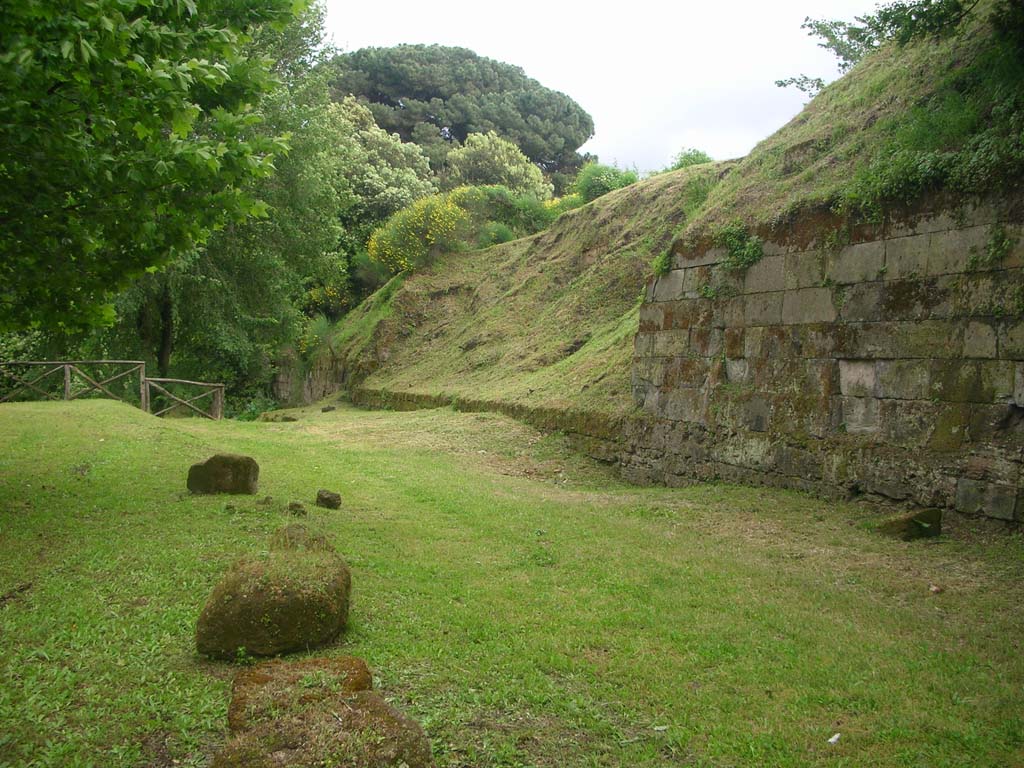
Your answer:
316,489 -> 342,510
195,548 -> 350,660
187,454 -> 260,495
877,508 -> 942,541
228,657 -> 374,733
212,690 -> 435,768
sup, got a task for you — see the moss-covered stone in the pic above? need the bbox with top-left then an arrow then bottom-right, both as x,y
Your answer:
228,657 -> 373,733
877,508 -> 942,541
195,550 -> 350,660
212,691 -> 435,768
187,454 -> 259,495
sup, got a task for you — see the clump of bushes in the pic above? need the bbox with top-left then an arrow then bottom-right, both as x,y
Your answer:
368,184 -> 575,274
574,162 -> 638,202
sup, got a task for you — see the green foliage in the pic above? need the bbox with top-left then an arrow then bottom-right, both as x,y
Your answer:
715,223 -> 764,271
544,193 -> 586,217
0,0 -> 301,331
670,148 -> 713,170
368,184 -> 560,274
443,131 -> 553,199
777,0 -> 983,96
967,223 -> 1019,270
574,163 -> 639,202
329,44 -> 594,174
651,251 -> 672,277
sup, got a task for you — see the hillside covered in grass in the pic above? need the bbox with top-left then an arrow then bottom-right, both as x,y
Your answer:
312,165 -> 725,417
317,1 -> 1023,416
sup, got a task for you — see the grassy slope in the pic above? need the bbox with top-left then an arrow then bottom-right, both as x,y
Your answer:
327,165 -> 722,418
327,6 -> 1020,416
1,400 -> 1024,767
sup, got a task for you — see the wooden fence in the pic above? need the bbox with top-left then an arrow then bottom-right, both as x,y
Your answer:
0,360 -> 224,420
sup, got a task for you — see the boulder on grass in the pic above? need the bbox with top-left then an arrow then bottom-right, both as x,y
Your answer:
316,489 -> 342,510
188,454 -> 259,495
877,508 -> 942,541
212,690 -> 435,768
195,550 -> 350,660
228,656 -> 373,733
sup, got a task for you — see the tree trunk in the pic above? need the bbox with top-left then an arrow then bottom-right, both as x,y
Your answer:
157,281 -> 173,378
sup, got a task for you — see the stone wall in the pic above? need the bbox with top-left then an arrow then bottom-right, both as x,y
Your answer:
630,197 -> 1024,521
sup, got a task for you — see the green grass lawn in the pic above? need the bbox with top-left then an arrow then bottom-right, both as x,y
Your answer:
1,400 -> 1022,767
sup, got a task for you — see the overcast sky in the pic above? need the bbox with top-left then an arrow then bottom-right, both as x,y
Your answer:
323,0 -> 873,173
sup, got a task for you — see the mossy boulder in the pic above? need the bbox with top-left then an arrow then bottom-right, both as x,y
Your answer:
228,657 -> 373,733
212,690 -> 435,768
188,454 -> 260,495
316,489 -> 342,510
195,549 -> 350,660
877,508 -> 942,541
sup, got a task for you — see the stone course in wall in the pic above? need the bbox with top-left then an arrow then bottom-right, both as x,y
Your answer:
630,196 -> 1024,522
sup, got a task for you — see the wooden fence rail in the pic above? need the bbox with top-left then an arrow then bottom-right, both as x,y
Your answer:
0,361 -> 224,420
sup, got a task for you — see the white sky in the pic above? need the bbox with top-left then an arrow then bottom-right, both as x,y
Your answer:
323,0 -> 873,173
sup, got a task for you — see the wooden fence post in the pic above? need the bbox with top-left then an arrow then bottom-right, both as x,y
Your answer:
212,386 -> 224,420
139,365 -> 148,413
63,364 -> 71,401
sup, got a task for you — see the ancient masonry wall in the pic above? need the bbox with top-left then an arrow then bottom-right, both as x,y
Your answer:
629,197 -> 1024,521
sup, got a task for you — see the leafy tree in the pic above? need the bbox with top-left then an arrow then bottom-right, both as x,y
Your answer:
0,0 -> 300,331
776,0 -> 984,96
669,148 -> 713,171
329,45 -> 594,175
88,10 -> 435,391
574,163 -> 639,203
443,132 -> 553,199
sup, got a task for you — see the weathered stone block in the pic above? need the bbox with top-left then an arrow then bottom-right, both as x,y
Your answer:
927,226 -> 989,276
927,403 -> 971,451
1000,321 -> 1024,358
744,256 -> 786,294
743,397 -> 771,432
690,327 -> 723,357
880,277 -> 952,321
652,269 -> 685,302
929,360 -> 1015,403
725,358 -> 749,384
955,478 -> 1018,520
638,303 -> 664,332
744,327 -> 765,358
1015,364 -> 1024,407
660,389 -> 704,423
651,329 -> 690,357
744,292 -> 784,326
188,454 -> 260,495
663,299 -> 713,330
722,296 -> 746,327
842,396 -> 879,434
682,266 -> 713,297
828,240 -> 885,284
876,360 -> 930,400
673,245 -> 725,270
964,321 -> 998,358
839,283 -> 883,322
784,251 -> 824,290
839,360 -> 877,397
887,211 -> 959,239
782,287 -> 837,325
884,234 -> 930,280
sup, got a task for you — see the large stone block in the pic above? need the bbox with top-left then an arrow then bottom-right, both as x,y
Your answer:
842,396 -> 879,434
782,287 -> 837,325
743,256 -> 786,294
652,269 -> 686,302
884,234 -> 930,280
827,240 -> 885,284
784,251 -> 824,290
651,329 -> 690,357
964,321 -> 998,358
673,245 -> 725,269
839,282 -> 883,322
744,292 -> 784,326
839,360 -> 877,397
875,360 -> 930,400
955,478 -> 1018,520
929,360 -> 1015,403
880,277 -> 952,321
927,226 -> 989,276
